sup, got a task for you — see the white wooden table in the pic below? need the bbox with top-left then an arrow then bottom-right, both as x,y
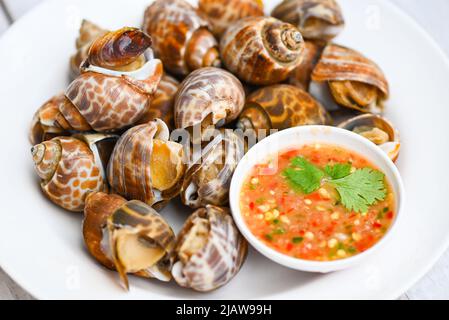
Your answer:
1,0 -> 448,300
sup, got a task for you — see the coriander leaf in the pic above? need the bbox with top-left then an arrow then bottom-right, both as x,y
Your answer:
324,163 -> 352,179
283,157 -> 324,194
328,168 -> 387,213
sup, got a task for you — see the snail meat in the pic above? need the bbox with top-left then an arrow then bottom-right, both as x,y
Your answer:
31,134 -> 117,212
338,114 -> 400,161
143,0 -> 221,76
136,74 -> 180,130
198,0 -> 264,38
107,119 -> 185,209
70,20 -> 108,78
236,84 -> 331,134
83,192 -> 176,289
172,205 -> 248,292
174,67 -> 245,130
311,44 -> 390,114
181,130 -> 244,208
220,16 -> 305,85
271,0 -> 345,41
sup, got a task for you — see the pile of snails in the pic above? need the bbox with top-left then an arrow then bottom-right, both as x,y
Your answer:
29,0 -> 400,293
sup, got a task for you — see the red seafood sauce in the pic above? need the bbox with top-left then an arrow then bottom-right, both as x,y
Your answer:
240,144 -> 395,261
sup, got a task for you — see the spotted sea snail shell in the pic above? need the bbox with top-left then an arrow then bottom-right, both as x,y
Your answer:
30,27 -> 163,139
198,0 -> 264,38
136,74 -> 180,130
174,67 -> 245,130
83,192 -> 176,289
236,84 -> 330,135
107,119 -> 186,210
339,114 -> 400,162
31,134 -> 117,212
143,0 -> 221,77
220,16 -> 305,85
181,130 -> 244,208
271,0 -> 345,41
310,44 -> 390,114
172,205 -> 248,292
70,20 -> 108,78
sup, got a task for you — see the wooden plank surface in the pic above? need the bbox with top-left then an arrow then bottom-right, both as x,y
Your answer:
0,0 -> 448,300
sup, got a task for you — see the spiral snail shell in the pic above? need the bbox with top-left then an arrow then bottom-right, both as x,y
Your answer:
271,0 -> 345,41
31,134 -> 117,212
311,44 -> 390,114
83,192 -> 176,289
31,27 -> 163,136
107,119 -> 186,209
143,0 -> 221,77
339,114 -> 400,162
181,130 -> 244,208
220,16 -> 305,85
236,84 -> 330,134
70,20 -> 108,78
136,74 -> 180,130
174,67 -> 245,130
172,205 -> 248,292
198,0 -> 264,38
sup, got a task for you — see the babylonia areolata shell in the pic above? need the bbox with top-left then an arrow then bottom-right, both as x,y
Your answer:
311,44 -> 390,114
136,74 -> 180,130
175,67 -> 245,129
198,0 -> 264,37
271,0 -> 344,41
339,114 -> 400,162
107,119 -> 186,210
31,134 -> 117,212
237,84 -> 330,133
181,130 -> 244,208
31,27 -> 163,137
220,16 -> 305,85
70,20 -> 108,78
83,192 -> 176,289
143,0 -> 221,76
172,205 -> 248,292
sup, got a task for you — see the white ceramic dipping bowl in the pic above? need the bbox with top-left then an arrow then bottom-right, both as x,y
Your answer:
229,125 -> 405,273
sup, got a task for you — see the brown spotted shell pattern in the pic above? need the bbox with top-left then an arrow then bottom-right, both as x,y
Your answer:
107,119 -> 185,210
172,205 -> 248,292
143,0 -> 220,76
220,16 -> 305,85
30,27 -> 163,137
198,0 -> 264,37
136,74 -> 180,130
237,84 -> 330,133
83,192 -> 176,289
70,20 -> 107,78
31,134 -> 116,212
181,130 -> 244,208
175,67 -> 245,129
311,44 -> 390,114
271,0 -> 345,41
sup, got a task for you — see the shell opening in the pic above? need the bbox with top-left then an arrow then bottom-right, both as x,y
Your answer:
177,215 -> 210,264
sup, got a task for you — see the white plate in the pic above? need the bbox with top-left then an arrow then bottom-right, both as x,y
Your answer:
0,0 -> 448,300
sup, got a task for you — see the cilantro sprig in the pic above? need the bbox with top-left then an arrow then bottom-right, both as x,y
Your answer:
282,157 -> 387,213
